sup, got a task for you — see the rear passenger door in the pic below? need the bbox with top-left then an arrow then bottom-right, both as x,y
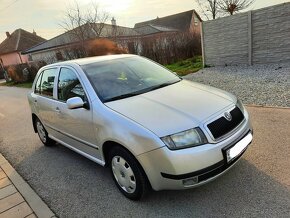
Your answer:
33,68 -> 59,131
53,67 -> 101,159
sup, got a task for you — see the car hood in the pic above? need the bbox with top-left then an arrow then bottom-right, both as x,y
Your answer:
105,80 -> 236,137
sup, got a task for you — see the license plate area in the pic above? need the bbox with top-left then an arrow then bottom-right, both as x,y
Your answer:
223,132 -> 253,163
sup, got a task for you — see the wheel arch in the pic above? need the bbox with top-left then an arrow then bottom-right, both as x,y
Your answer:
102,141 -> 132,166
102,140 -> 151,188
32,113 -> 38,133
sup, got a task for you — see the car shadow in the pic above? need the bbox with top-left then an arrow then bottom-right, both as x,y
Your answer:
14,143 -> 290,218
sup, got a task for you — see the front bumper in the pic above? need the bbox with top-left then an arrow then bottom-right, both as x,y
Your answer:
137,116 -> 253,191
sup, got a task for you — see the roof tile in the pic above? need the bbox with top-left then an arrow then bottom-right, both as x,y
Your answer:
134,10 -> 197,31
0,29 -> 46,55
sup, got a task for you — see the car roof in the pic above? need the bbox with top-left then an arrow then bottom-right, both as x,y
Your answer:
49,54 -> 136,67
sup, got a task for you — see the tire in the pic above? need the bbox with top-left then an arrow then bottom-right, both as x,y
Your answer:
109,147 -> 149,200
35,118 -> 55,146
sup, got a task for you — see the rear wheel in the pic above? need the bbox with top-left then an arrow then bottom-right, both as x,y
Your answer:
35,118 -> 55,146
109,147 -> 149,200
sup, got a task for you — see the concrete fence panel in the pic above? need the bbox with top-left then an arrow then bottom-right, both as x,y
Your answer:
202,2 -> 290,66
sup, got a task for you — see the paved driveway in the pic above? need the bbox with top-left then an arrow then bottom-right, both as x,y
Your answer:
0,86 -> 289,217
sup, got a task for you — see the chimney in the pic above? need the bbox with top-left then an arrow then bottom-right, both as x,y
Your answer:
111,17 -> 116,26
33,29 -> 37,35
6,32 -> 10,38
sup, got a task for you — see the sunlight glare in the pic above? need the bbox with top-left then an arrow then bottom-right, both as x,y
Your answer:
104,0 -> 133,12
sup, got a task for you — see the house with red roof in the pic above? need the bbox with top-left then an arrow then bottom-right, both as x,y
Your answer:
0,29 -> 45,68
134,9 -> 202,36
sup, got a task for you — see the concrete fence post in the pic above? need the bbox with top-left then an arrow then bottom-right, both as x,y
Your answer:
201,21 -> 205,67
248,11 -> 253,66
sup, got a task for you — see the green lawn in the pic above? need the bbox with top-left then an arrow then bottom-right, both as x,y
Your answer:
0,81 -> 33,88
165,56 -> 203,76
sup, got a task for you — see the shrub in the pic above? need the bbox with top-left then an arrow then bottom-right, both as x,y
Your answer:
86,39 -> 127,57
5,61 -> 47,83
27,65 -> 38,82
27,61 -> 47,82
137,31 -> 201,65
6,64 -> 29,83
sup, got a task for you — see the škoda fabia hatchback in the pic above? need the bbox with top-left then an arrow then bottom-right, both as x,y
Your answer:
28,54 -> 253,200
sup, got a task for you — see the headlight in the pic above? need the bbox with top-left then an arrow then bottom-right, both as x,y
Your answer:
236,99 -> 244,113
161,128 -> 208,150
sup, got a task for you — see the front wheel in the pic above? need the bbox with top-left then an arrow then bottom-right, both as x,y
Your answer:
35,118 -> 55,146
109,147 -> 149,200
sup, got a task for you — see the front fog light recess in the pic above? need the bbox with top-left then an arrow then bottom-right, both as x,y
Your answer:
183,177 -> 198,187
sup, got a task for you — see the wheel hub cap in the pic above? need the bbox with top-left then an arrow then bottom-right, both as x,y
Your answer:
112,156 -> 136,193
36,121 -> 46,143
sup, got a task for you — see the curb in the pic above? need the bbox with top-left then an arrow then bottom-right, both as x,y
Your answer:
245,104 -> 290,110
0,154 -> 55,218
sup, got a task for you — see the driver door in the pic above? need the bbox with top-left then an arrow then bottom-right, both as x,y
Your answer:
53,67 -> 101,160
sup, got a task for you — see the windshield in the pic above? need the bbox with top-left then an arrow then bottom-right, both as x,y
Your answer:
82,56 -> 181,102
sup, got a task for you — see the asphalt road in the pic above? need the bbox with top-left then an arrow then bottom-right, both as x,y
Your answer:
0,86 -> 289,218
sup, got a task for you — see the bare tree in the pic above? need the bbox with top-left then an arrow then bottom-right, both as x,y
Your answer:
84,3 -> 109,37
60,1 -> 109,57
218,0 -> 254,15
195,0 -> 219,20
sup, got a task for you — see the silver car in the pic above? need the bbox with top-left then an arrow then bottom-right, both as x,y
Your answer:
28,54 -> 253,200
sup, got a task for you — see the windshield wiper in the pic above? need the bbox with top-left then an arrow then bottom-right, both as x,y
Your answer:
104,90 -> 147,102
146,79 -> 181,92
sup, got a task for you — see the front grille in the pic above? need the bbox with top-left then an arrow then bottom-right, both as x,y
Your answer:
207,107 -> 244,139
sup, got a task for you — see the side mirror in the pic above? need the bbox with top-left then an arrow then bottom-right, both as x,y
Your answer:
66,97 -> 84,109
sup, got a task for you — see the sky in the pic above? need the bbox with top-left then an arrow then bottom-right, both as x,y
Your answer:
0,0 -> 289,42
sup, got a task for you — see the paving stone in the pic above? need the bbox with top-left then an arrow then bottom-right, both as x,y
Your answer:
0,171 -> 6,180
16,182 -> 54,218
25,213 -> 37,218
0,192 -> 24,213
0,185 -> 17,200
0,155 -> 8,165
1,163 -> 25,188
0,202 -> 33,218
0,159 -> 55,218
0,178 -> 11,189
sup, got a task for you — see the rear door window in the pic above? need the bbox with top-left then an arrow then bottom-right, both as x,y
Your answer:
40,68 -> 57,97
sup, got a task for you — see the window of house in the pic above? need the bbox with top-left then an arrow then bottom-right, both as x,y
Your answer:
57,68 -> 86,102
40,68 -> 57,97
56,52 -> 64,61
127,42 -> 135,54
194,14 -> 199,26
28,54 -> 33,61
